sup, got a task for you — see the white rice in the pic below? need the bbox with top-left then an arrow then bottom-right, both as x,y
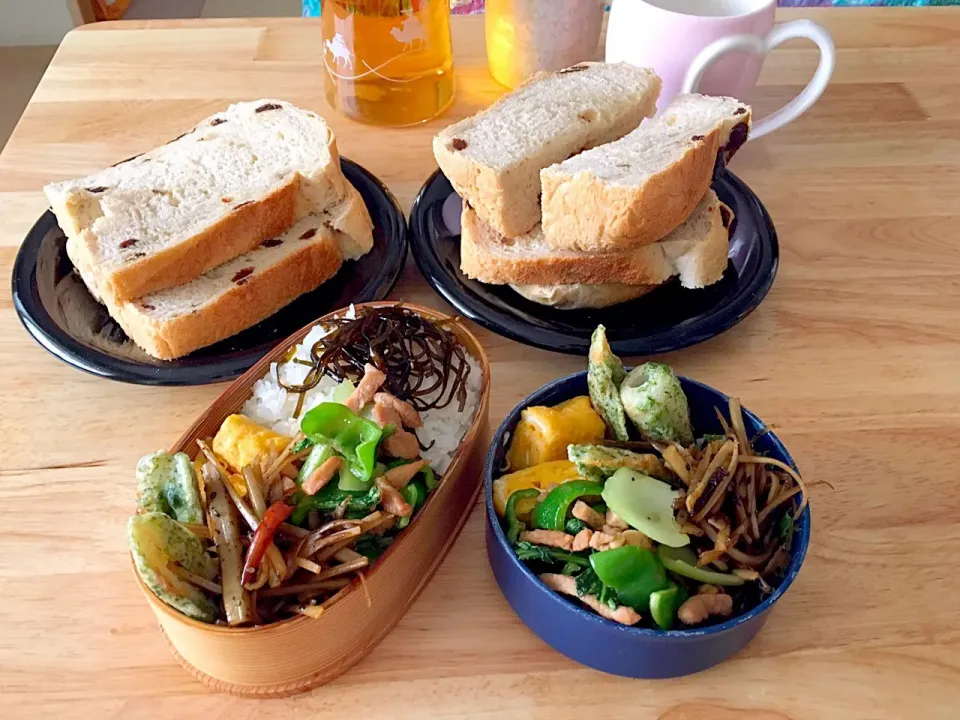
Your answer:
242,310 -> 482,475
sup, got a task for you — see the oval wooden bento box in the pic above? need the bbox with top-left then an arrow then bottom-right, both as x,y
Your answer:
131,302 -> 491,697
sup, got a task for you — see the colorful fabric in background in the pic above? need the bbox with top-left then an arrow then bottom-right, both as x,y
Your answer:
781,1 -> 959,4
303,0 -> 958,14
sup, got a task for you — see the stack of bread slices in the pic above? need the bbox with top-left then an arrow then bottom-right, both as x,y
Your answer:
433,63 -> 752,309
44,99 -> 374,360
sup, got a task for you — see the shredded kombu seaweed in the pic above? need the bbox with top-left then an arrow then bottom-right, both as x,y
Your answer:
279,305 -> 472,416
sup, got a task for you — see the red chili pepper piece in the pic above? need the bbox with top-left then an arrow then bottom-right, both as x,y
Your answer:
241,501 -> 293,585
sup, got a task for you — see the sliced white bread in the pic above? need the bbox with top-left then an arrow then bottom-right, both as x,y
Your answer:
46,99 -> 347,304
314,184 -> 374,260
98,187 -> 372,360
540,94 -> 750,252
511,282 -> 656,309
460,189 -> 731,288
434,63 -> 662,238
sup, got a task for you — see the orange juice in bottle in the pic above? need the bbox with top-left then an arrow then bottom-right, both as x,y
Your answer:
322,0 -> 455,126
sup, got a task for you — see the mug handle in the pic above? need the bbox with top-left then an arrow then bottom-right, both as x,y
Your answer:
681,19 -> 835,140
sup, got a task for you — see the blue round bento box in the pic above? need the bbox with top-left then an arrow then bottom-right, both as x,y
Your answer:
484,371 -> 810,678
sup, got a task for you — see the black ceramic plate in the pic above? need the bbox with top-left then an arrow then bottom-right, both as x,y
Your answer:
409,169 -> 778,356
12,159 -> 407,386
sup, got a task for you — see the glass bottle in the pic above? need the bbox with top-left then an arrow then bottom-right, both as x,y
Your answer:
322,0 -> 455,126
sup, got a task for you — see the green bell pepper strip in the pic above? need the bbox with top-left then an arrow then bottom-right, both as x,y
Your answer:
337,462 -> 373,493
300,402 -> 383,483
384,459 -> 438,493
505,488 -> 541,544
649,583 -> 687,630
589,545 -> 671,611
396,479 -> 427,529
409,478 -> 428,510
422,465 -> 438,492
297,443 -> 336,484
530,480 -> 604,531
658,546 -> 745,587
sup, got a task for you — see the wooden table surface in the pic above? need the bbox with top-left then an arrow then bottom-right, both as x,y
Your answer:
2,9 -> 959,719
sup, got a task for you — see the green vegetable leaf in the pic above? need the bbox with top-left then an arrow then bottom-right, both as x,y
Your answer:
565,518 -> 589,535
599,583 -> 620,610
290,484 -> 381,525
513,541 -> 590,568
561,561 -> 581,576
778,513 -> 794,540
292,437 -> 315,454
354,535 -> 393,560
574,568 -> 621,608
514,541 -> 557,564
575,567 -> 604,598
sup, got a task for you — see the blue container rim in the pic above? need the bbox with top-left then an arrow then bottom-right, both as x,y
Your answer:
484,370 -> 811,640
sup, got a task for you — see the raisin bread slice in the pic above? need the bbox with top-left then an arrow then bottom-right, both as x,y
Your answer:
46,99 -> 347,304
460,189 -> 731,289
434,63 -> 661,238
541,94 -> 750,252
100,187 -> 372,360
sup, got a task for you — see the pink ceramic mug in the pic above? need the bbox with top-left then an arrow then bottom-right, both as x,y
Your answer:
605,0 -> 835,139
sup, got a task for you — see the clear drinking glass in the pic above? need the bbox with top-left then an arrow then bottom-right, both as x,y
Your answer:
322,0 -> 455,126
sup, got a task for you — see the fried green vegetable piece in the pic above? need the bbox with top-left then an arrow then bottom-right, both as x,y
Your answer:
587,325 -> 629,441
135,451 -> 204,524
568,444 -> 673,483
128,512 -> 219,622
620,363 -> 694,445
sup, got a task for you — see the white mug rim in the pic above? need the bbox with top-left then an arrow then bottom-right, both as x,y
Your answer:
617,0 -> 776,20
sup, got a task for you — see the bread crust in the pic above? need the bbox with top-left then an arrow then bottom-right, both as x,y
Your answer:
459,193 -> 729,288
323,183 -> 373,260
94,180 -> 304,303
108,232 -> 344,360
434,64 -> 661,238
540,129 -> 722,252
433,134 -> 513,235
460,206 -> 672,285
671,200 -> 731,290
46,102 -> 345,303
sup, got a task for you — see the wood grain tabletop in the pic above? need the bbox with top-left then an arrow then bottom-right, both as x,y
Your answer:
2,9 -> 959,719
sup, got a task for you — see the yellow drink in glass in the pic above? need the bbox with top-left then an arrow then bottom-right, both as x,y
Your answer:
322,0 -> 455,126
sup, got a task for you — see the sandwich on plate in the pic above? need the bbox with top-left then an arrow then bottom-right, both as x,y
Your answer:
433,65 -> 752,310
44,100 -> 374,359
